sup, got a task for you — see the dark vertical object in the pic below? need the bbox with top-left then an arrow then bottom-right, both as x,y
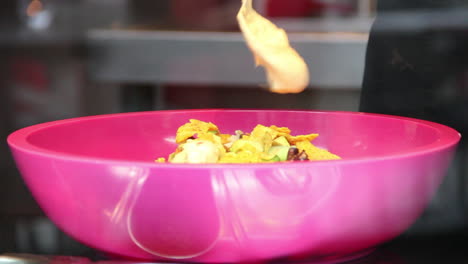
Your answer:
0,217 -> 17,252
0,0 -> 19,26
0,48 -> 16,253
360,0 -> 468,231
0,0 -> 15,248
360,1 -> 468,120
0,52 -> 11,166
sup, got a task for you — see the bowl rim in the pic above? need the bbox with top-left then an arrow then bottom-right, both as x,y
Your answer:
7,109 -> 462,169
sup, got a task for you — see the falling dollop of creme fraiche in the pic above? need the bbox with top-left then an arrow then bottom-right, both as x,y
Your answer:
237,0 -> 310,94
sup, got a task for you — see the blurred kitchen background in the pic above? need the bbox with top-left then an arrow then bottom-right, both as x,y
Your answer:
0,0 -> 467,257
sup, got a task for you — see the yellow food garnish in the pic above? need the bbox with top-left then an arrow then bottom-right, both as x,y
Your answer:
237,0 -> 310,94
197,132 -> 227,156
286,133 -> 319,144
175,119 -> 219,144
219,151 -> 261,163
219,150 -> 277,164
155,157 -> 166,163
269,125 -> 291,136
220,133 -> 233,145
296,141 -> 341,161
157,119 -> 341,164
249,125 -> 278,151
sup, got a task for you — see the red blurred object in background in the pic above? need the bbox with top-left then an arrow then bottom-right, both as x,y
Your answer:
170,0 -> 219,27
266,0 -> 356,18
266,0 -> 316,17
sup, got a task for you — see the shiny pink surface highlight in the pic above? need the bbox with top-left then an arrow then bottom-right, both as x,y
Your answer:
7,110 -> 461,263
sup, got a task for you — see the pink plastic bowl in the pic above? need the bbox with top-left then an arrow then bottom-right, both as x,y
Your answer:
7,109 -> 461,263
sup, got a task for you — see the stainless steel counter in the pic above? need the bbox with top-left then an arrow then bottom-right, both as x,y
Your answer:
86,29 -> 369,89
85,8 -> 468,89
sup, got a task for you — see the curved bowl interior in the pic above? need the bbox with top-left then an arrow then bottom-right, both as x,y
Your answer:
14,110 -> 458,161
7,110 -> 461,263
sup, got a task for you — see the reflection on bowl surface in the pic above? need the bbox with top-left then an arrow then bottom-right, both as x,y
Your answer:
7,109 -> 460,263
